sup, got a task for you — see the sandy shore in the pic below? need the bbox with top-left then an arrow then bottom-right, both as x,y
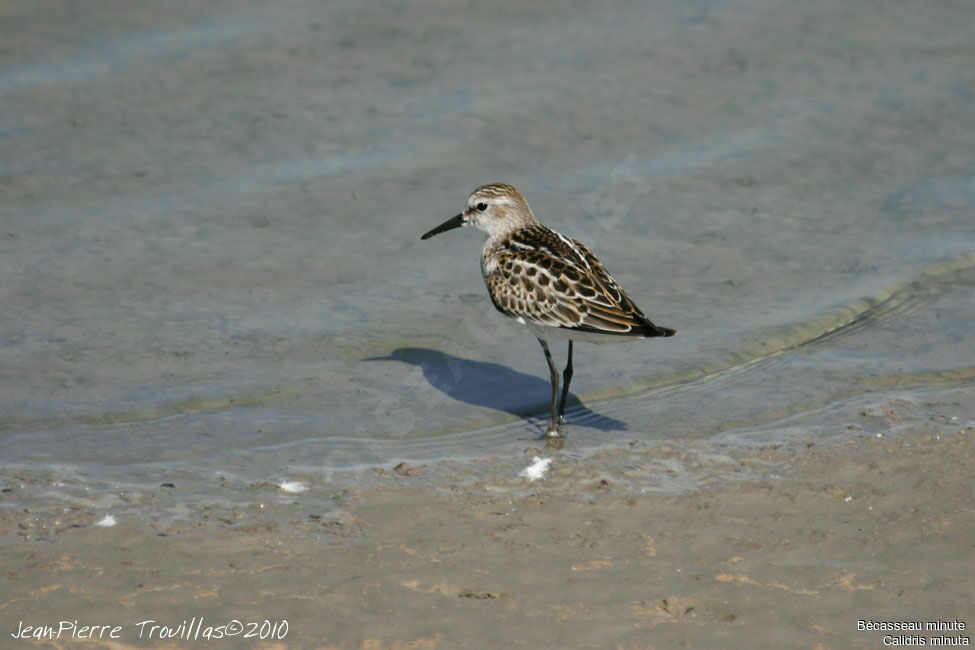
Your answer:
3,406 -> 972,649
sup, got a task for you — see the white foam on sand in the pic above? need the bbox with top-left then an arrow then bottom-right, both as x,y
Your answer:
519,457 -> 552,482
279,480 -> 308,493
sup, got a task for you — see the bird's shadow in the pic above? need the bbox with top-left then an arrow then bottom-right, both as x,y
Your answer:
365,347 -> 627,433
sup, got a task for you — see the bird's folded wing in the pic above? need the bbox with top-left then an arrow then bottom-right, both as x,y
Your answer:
488,231 -> 652,336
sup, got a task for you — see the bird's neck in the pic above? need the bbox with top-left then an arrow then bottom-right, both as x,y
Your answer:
480,234 -> 504,276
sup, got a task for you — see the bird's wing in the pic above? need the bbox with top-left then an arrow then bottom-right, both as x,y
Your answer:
486,226 -> 673,337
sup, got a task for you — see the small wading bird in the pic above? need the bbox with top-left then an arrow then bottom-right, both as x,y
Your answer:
421,184 -> 676,438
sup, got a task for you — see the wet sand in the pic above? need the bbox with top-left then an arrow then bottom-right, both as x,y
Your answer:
4,400 -> 972,649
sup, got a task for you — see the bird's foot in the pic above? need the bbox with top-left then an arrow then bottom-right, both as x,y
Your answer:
545,420 -> 564,438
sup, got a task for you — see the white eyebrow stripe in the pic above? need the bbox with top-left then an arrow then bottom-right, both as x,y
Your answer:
555,233 -> 592,271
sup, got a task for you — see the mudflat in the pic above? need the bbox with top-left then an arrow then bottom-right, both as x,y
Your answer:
4,402 -> 971,649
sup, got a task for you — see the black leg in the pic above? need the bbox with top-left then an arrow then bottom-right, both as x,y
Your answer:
537,338 -> 561,437
557,340 -> 573,423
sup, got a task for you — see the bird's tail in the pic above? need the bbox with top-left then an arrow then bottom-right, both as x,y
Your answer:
637,316 -> 677,338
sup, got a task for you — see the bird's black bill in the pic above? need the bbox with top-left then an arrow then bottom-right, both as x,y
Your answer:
421,213 -> 464,240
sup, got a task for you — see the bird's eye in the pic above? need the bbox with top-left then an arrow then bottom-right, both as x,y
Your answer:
476,202 -> 488,211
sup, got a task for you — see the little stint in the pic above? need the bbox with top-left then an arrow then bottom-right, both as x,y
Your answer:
422,183 -> 676,437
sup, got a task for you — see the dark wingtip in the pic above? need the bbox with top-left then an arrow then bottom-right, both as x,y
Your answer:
639,320 -> 677,338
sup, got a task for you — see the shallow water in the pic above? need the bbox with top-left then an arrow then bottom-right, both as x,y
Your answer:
1,0 -> 973,527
